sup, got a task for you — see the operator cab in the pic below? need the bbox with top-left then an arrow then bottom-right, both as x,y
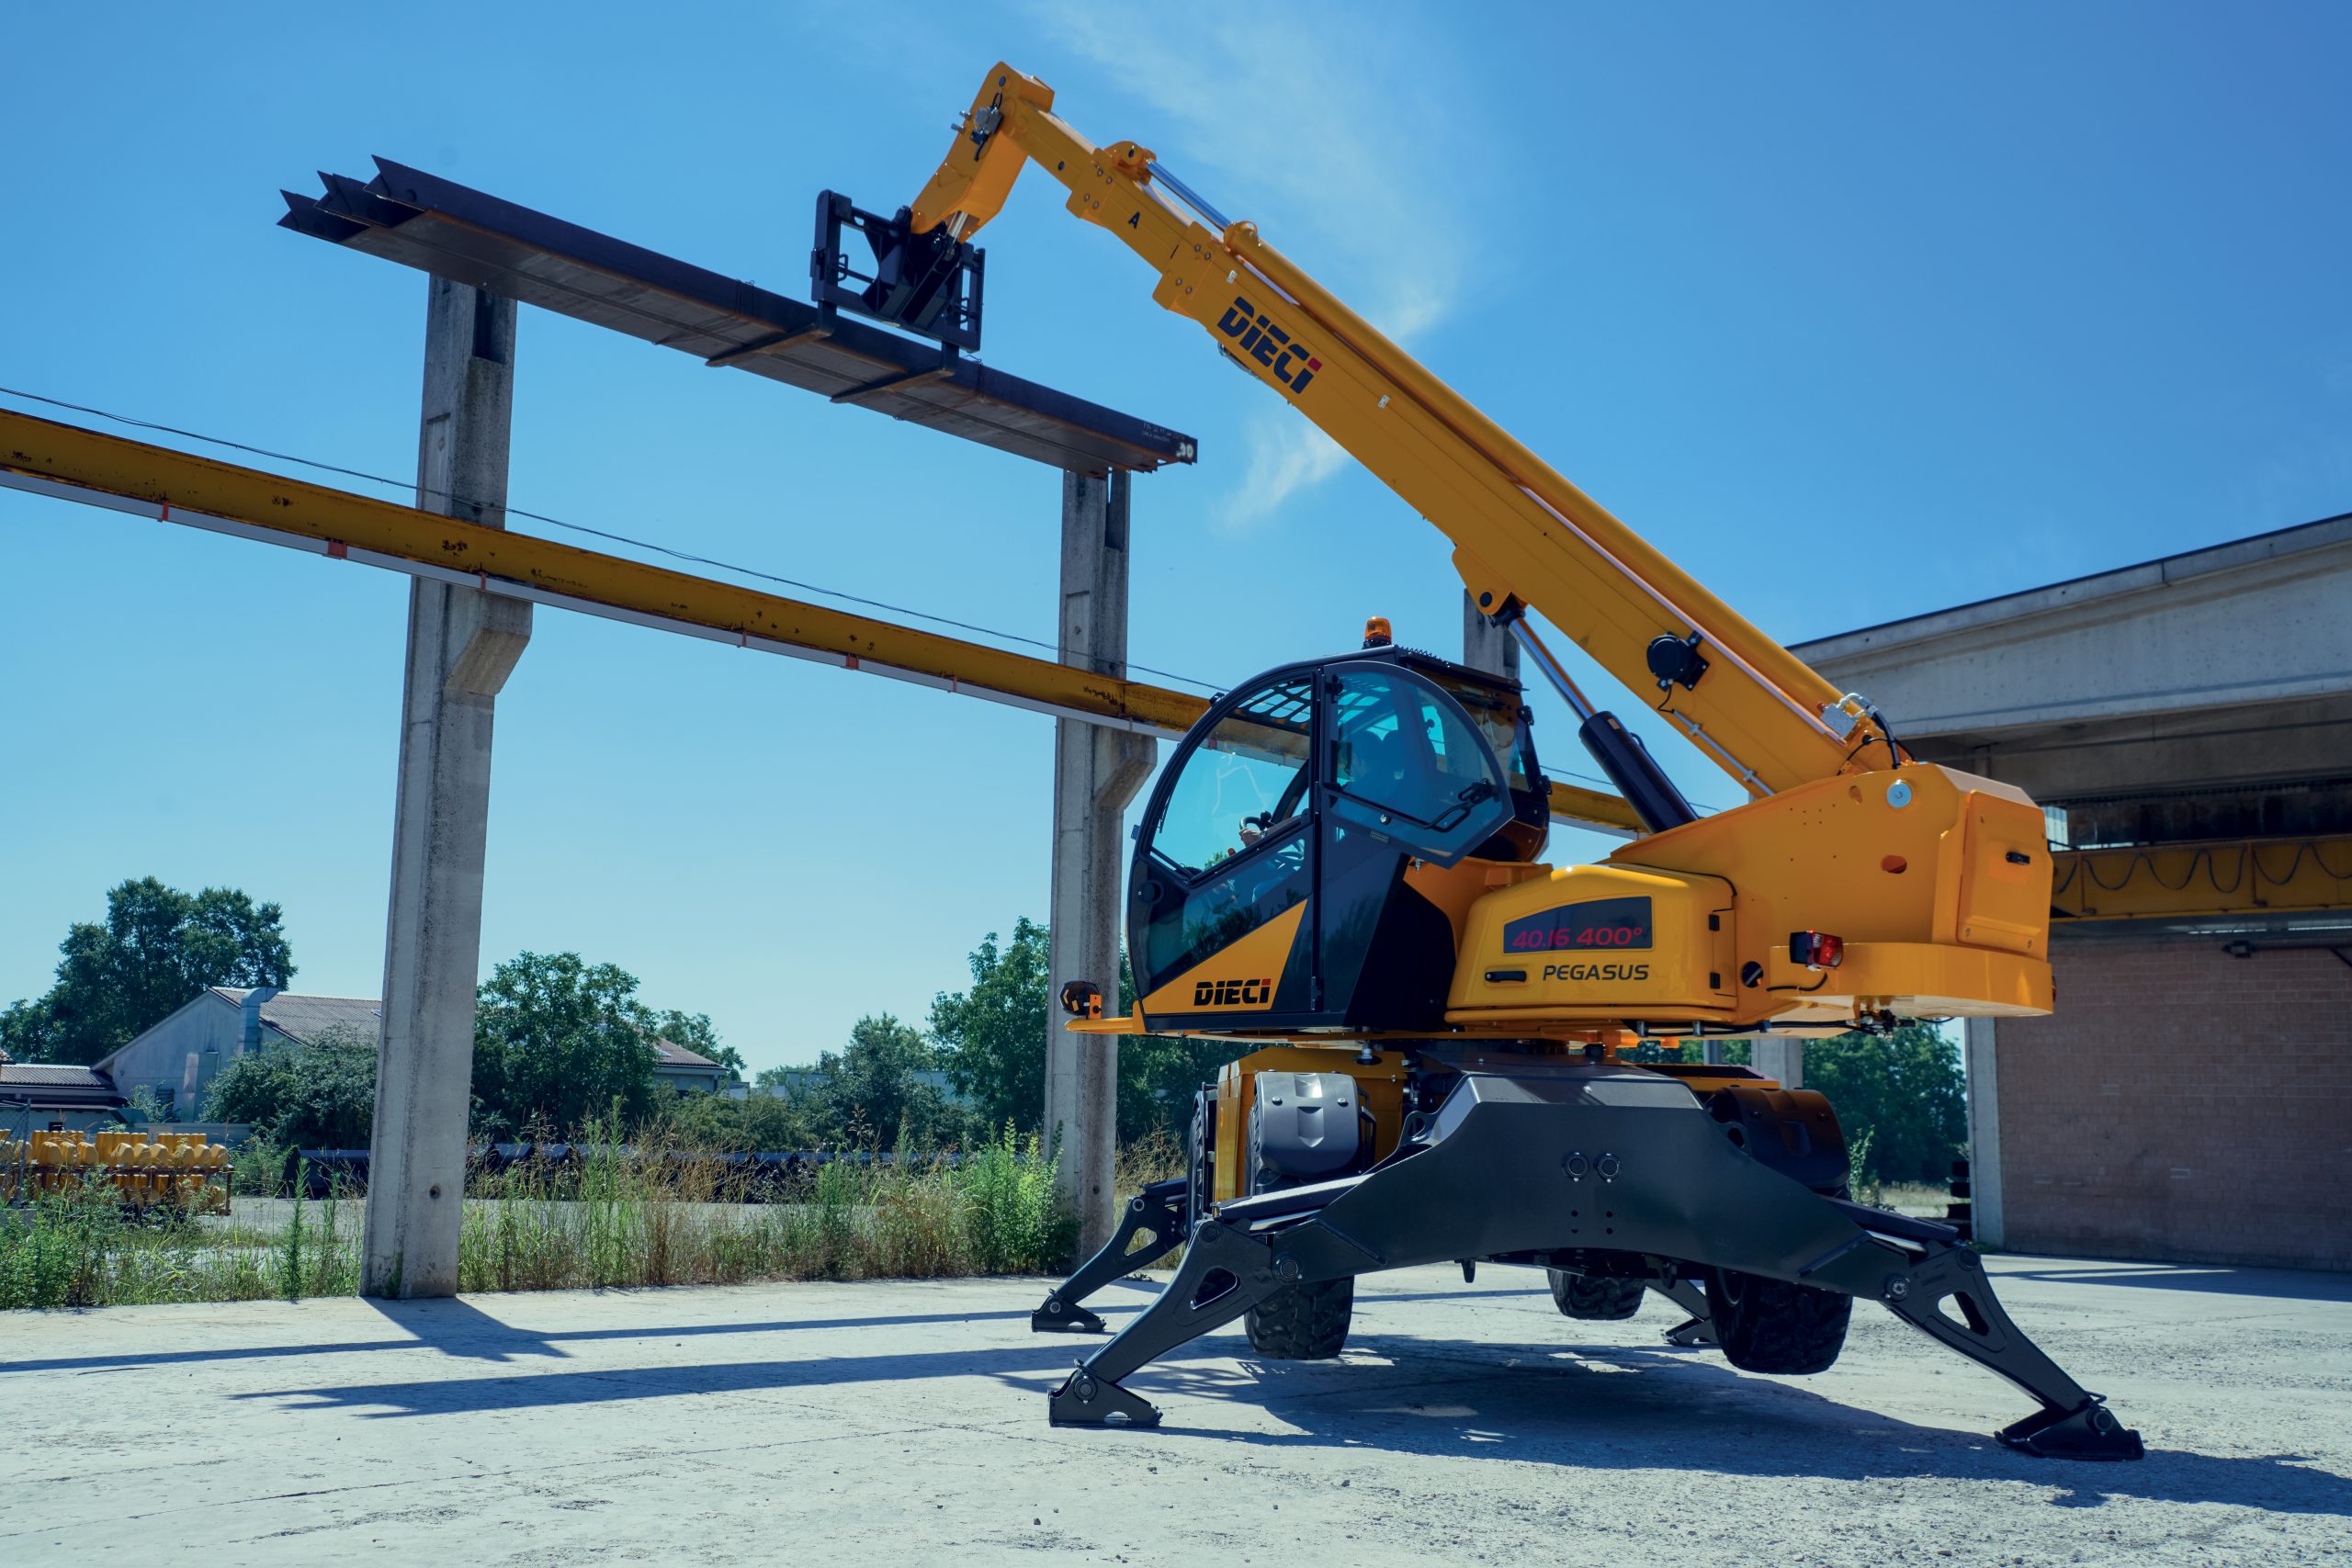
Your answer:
1129,639 -> 1548,1033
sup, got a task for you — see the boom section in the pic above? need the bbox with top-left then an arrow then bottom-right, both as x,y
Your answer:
910,64 -> 1893,798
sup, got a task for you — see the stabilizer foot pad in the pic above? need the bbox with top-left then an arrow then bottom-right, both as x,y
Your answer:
1032,1295 -> 1108,1334
1049,1370 -> 1162,1427
1996,1397 -> 2145,1461
1664,1316 -> 1717,1348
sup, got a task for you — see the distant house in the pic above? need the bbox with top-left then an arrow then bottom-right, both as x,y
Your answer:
90,987 -> 733,1120
97,987 -> 381,1121
650,1039 -> 733,1096
754,1067 -> 966,1103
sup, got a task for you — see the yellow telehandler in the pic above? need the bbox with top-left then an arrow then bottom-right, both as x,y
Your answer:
823,62 -> 2140,1460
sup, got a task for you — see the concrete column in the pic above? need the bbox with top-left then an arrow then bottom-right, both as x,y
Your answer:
1752,1036 -> 1804,1090
364,278 -> 531,1298
1461,590 -> 1521,684
1046,469 -> 1155,1254
1963,1017 -> 2006,1247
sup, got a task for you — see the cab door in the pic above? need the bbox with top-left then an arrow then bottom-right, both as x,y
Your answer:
1315,661 -> 1516,1027
1129,672 -> 1321,1026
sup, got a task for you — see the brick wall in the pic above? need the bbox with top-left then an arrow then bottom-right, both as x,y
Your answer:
1995,940 -> 2352,1270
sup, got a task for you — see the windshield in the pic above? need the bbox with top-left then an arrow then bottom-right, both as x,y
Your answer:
1148,678 -> 1313,876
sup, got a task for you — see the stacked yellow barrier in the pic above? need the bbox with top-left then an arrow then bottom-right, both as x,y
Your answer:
0,1128 -> 230,1212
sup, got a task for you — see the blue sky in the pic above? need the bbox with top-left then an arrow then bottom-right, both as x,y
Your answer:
4,3 -> 2347,1073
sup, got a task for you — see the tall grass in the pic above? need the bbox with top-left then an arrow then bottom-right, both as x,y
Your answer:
454,1120 -> 1071,1292
3,1119 -> 1076,1311
0,1180 -> 356,1310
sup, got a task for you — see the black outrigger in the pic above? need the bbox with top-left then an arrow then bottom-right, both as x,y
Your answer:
1033,1050 -> 2143,1461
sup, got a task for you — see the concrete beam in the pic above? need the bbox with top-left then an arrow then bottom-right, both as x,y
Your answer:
364,278 -> 529,1298
1046,469 -> 1153,1254
1894,692 -> 2352,802
1963,1017 -> 2005,1247
1461,590 -> 1521,685
1793,518 -> 2352,741
1752,1037 -> 1804,1091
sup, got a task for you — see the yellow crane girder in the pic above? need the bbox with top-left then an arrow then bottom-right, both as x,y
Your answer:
0,408 -> 1645,836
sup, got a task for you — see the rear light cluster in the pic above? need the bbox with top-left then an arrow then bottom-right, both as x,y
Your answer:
1790,931 -> 1844,969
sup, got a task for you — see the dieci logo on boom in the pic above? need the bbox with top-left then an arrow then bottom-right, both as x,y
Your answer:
1216,295 -> 1321,393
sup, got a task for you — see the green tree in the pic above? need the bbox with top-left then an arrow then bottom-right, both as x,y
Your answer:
752,1064 -> 797,1089
1115,953 -> 1242,1144
0,877 -> 295,1065
931,919 -> 1050,1134
471,953 -> 661,1133
1717,1025 -> 1967,1186
201,1022 -> 378,1148
930,919 -> 1238,1145
808,1013 -> 965,1146
1803,1024 -> 1968,1185
648,1086 -> 820,1153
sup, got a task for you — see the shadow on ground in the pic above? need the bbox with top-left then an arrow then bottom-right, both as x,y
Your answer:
1990,1263 -> 2352,1303
1103,1332 -> 2352,1518
210,1297 -> 2351,1521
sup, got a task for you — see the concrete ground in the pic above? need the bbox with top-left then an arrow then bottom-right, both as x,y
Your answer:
3,1256 -> 2346,1566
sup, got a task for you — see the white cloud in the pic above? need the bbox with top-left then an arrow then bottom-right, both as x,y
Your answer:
1226,421 -> 1350,527
1025,0 -> 1484,525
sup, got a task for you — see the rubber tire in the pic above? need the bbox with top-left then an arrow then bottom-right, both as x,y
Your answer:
1706,1265 -> 1851,1374
1547,1269 -> 1645,1321
1245,1275 -> 1355,1359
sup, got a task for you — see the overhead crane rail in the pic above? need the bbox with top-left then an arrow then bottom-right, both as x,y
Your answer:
2052,832 -> 2352,923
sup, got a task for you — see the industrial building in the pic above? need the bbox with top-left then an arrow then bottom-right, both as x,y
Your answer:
0,1055 -> 125,1134
1796,512 -> 2352,1272
96,987 -> 381,1119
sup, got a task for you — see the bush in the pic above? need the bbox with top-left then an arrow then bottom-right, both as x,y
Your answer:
958,1124 -> 1072,1274
201,1022 -> 377,1147
803,1014 -> 969,1148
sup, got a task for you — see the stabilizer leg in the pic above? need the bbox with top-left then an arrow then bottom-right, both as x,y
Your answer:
1649,1269 -> 1719,1348
1874,1244 -> 2144,1461
1033,1178 -> 1189,1334
1050,1217 -> 1293,1426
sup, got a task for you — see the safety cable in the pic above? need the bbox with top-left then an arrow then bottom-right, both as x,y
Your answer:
0,385 -> 1226,693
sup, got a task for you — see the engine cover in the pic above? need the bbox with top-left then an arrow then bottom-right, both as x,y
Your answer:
1248,1071 -> 1363,1185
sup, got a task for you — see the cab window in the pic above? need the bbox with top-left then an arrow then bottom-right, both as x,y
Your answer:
1148,679 -> 1313,877
1330,669 -> 1502,828
1434,676 -> 1535,795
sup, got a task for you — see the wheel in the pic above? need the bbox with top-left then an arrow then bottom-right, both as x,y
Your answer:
1547,1269 -> 1645,1321
1705,1265 -> 1851,1373
1246,1273 -> 1355,1359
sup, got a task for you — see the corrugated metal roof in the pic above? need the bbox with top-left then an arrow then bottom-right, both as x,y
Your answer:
213,988 -> 383,1044
0,1064 -> 115,1089
279,159 -> 1197,477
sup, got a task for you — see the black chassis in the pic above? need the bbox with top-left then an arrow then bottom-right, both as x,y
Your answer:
1033,1055 -> 2143,1461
